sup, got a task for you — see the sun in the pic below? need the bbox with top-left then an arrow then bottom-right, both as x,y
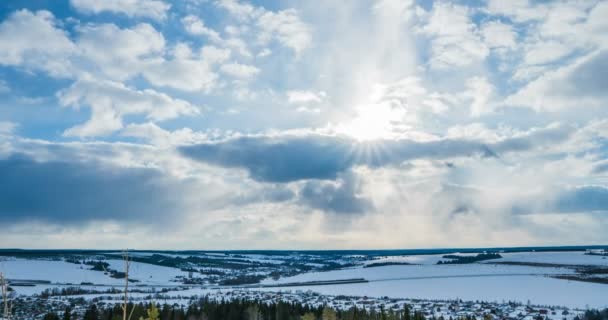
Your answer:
336,102 -> 404,141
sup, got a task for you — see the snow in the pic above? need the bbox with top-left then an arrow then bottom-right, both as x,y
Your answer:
0,259 -> 123,285
0,258 -> 191,288
104,259 -> 190,285
260,271 -> 608,309
2,250 -> 607,310
263,263 -> 570,284
258,264 -> 607,309
494,251 -> 608,266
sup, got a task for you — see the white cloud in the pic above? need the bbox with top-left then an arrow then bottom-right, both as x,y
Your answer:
421,2 -> 488,69
217,0 -> 311,55
200,45 -> 232,64
287,90 -> 326,104
0,10 -> 76,77
0,121 -> 17,135
220,62 -> 260,79
257,48 -> 272,57
481,21 -> 517,50
143,52 -> 220,92
122,122 -> 208,146
506,50 -> 608,111
76,23 -> 165,80
486,0 -> 548,23
587,2 -> 608,38
523,40 -> 573,65
70,0 -> 171,21
181,15 -> 222,42
256,9 -> 311,55
215,0 -> 259,21
58,79 -> 199,137
465,77 -> 495,117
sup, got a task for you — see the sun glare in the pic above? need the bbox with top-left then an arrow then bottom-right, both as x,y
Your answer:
337,102 -> 404,141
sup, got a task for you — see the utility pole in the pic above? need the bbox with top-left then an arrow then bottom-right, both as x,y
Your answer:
122,250 -> 133,320
1,272 -> 8,319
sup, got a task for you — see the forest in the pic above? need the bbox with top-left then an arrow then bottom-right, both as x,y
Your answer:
41,299 -> 608,320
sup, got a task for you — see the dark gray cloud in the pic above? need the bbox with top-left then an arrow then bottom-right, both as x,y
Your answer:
180,135 -> 491,183
181,126 -> 573,183
0,154 -> 186,224
592,161 -> 608,174
511,185 -> 608,215
299,172 -> 373,214
554,186 -> 608,213
181,135 -> 357,182
565,50 -> 608,98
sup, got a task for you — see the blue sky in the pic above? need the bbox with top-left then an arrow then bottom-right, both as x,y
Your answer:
0,0 -> 607,249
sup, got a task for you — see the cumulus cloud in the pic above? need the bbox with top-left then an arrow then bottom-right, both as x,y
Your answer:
287,90 -> 326,104
0,154 -> 186,224
0,10 -> 76,77
181,125 -> 572,183
76,23 -> 165,80
58,79 -> 200,137
216,0 -> 311,55
1,0 -> 608,248
465,77 -> 495,117
256,9 -> 312,55
554,186 -> 608,213
420,2 -> 488,69
299,172 -> 373,214
220,62 -> 260,79
480,21 -> 517,50
506,50 -> 608,111
0,122 -> 17,135
70,0 -> 171,21
181,15 -> 222,42
121,122 -> 208,146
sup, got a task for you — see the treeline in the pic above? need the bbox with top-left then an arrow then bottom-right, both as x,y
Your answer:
42,299 -> 431,320
41,299 -> 608,320
437,253 -> 502,264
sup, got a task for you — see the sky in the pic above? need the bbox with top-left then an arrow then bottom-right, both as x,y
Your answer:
0,0 -> 607,249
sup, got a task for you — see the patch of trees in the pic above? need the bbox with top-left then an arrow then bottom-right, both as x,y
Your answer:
577,309 -> 608,320
44,299 -> 434,320
364,262 -> 413,268
219,274 -> 266,286
437,253 -> 502,264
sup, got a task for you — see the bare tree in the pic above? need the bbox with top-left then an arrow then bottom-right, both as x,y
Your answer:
122,250 -> 135,320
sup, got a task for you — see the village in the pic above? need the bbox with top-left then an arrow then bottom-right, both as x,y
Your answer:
3,288 -> 590,320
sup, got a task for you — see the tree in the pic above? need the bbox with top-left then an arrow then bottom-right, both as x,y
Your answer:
84,304 -> 100,320
43,313 -> 60,320
322,307 -> 337,320
302,312 -> 316,320
63,306 -> 73,320
246,305 -> 262,320
139,304 -> 160,320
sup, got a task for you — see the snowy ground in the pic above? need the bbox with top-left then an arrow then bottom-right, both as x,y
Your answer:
259,264 -> 606,309
493,251 -> 608,266
1,248 -> 607,310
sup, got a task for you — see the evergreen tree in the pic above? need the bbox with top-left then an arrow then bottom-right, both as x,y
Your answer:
301,312 -> 316,320
63,306 -> 73,320
43,312 -> 60,320
322,306 -> 337,320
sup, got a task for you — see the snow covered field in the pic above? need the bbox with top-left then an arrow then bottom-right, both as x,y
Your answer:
259,264 -> 607,309
0,257 -> 191,289
494,251 -> 608,266
1,248 -> 607,310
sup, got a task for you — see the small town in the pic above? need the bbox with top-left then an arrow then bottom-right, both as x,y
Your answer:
3,288 -> 594,320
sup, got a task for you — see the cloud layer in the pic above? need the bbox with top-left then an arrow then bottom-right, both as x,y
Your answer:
0,0 -> 607,249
